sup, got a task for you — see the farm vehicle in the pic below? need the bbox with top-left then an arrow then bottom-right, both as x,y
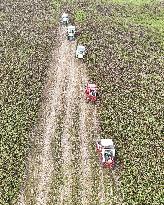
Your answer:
85,82 -> 98,102
67,25 -> 76,41
75,45 -> 86,59
61,13 -> 69,26
96,139 -> 115,169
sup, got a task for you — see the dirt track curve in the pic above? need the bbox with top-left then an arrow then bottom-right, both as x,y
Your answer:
17,26 -> 117,205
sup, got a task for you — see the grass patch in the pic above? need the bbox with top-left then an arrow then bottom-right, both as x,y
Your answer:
74,9 -> 87,23
95,0 -> 164,33
125,10 -> 164,32
110,0 -> 160,5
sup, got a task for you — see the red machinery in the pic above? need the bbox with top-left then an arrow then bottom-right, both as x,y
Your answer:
85,82 -> 97,102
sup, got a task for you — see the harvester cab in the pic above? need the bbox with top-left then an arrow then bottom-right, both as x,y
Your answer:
96,139 -> 115,169
61,13 -> 69,26
85,82 -> 97,102
67,25 -> 76,41
75,45 -> 86,59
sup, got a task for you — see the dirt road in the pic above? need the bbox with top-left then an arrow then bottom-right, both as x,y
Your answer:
17,26 -> 115,205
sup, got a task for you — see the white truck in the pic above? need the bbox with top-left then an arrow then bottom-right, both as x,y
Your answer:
61,13 -> 69,26
75,45 -> 86,59
67,25 -> 76,41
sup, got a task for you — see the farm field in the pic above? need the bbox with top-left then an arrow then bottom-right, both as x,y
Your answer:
1,0 -> 163,205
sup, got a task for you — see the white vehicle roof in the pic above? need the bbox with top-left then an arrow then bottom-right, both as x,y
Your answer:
67,26 -> 75,30
77,45 -> 85,51
101,139 -> 114,147
88,83 -> 96,89
62,13 -> 68,18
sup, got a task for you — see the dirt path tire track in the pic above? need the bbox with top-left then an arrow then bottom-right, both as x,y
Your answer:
54,31 -> 105,205
58,39 -> 79,205
78,67 -> 93,205
34,27 -> 70,205
78,64 -> 107,205
56,35 -> 92,205
17,27 -> 70,205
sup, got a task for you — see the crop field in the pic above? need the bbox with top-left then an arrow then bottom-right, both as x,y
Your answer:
1,0 -> 58,204
1,0 -> 163,205
71,0 -> 164,204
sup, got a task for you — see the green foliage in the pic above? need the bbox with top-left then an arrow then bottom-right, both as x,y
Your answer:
110,0 -> 159,5
122,9 -> 164,32
74,9 -> 87,23
51,0 -> 61,14
1,0 -> 58,204
71,1 -> 163,204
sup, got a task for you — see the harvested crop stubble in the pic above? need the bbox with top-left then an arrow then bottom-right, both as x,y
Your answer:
1,0 -> 58,204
